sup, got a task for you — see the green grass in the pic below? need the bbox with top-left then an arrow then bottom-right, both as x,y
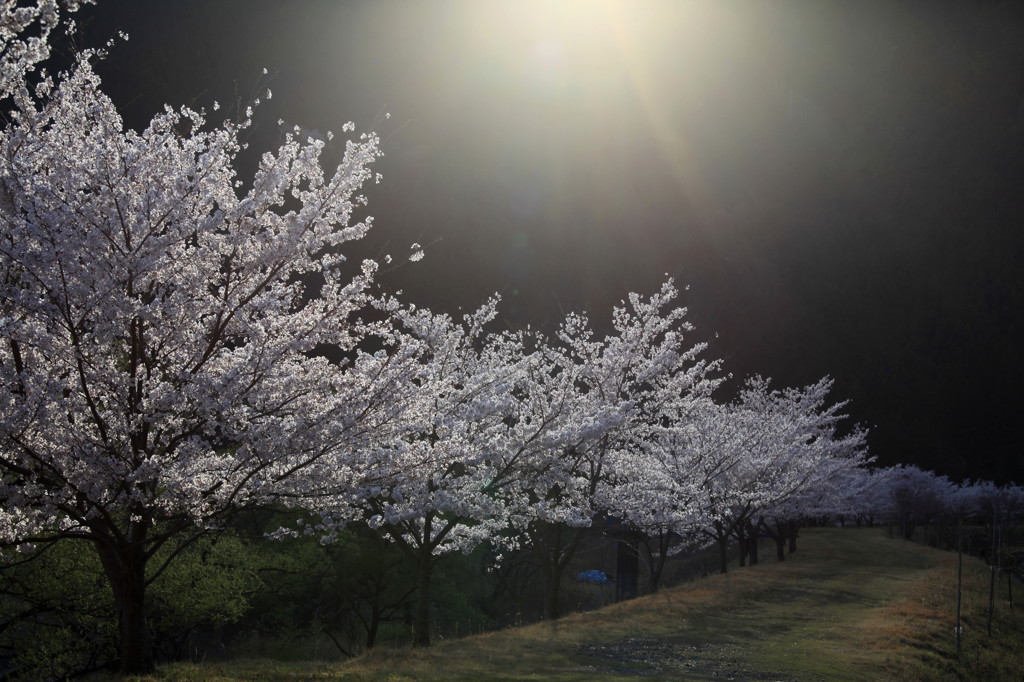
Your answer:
118,527 -> 1023,681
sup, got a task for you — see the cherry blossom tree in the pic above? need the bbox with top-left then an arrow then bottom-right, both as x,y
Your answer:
511,323 -> 624,620
756,460 -> 875,562
525,280 -> 722,612
690,377 -> 869,572
354,299 -> 525,647
0,54 -> 390,672
745,380 -> 871,561
874,465 -> 956,540
350,297 -> 618,645
845,465 -> 900,527
608,400 -> 731,591
631,397 -> 746,575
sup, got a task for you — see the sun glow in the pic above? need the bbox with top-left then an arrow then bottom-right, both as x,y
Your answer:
457,1 -> 729,222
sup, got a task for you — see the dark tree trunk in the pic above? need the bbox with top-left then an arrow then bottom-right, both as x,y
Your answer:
900,514 -> 915,540
737,531 -> 747,568
540,531 -> 570,621
544,565 -> 563,621
1008,566 -> 1014,610
713,521 -> 729,574
386,511 -> 454,649
412,544 -> 434,647
647,531 -> 671,593
366,594 -> 381,649
538,523 -> 561,621
747,521 -> 759,566
788,527 -> 798,554
366,617 -> 379,650
759,519 -> 786,561
544,524 -> 570,621
96,538 -> 153,675
531,521 -> 585,621
988,521 -> 998,636
615,539 -> 639,601
956,517 -> 963,656
412,551 -> 434,647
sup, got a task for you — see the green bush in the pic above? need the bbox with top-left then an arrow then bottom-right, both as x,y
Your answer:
0,540 -> 116,679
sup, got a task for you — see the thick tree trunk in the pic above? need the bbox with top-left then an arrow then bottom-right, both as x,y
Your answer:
747,521 -> 759,566
366,593 -> 381,649
96,538 -> 153,675
649,564 -> 663,593
544,523 -> 569,621
762,519 -> 789,561
366,617 -> 379,650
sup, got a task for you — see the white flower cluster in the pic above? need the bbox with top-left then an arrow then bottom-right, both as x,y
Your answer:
0,45 -> 384,565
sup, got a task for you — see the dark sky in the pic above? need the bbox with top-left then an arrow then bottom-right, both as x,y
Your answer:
73,0 -> 1024,483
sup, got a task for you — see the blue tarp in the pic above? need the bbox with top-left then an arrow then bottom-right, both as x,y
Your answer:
577,569 -> 614,584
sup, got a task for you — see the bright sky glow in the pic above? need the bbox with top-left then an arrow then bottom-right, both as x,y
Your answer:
444,1 -> 753,229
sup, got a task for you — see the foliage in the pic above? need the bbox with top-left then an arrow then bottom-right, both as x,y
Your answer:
236,522 -> 416,658
0,53 -> 386,545
0,529 -> 268,676
147,534 -> 265,658
0,538 -> 115,679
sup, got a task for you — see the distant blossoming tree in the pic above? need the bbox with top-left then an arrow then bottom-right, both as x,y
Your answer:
692,377 -> 870,573
0,51 -> 390,672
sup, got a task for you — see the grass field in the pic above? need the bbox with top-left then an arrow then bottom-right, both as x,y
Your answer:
120,527 -> 1023,681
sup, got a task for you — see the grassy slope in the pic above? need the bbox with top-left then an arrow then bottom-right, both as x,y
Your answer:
134,527 -> 1023,681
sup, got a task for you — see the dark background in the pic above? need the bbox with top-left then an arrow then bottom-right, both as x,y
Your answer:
71,0 -> 1024,483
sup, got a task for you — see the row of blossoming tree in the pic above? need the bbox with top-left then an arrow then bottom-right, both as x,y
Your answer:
860,465 -> 1024,552
0,3 -> 1014,675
